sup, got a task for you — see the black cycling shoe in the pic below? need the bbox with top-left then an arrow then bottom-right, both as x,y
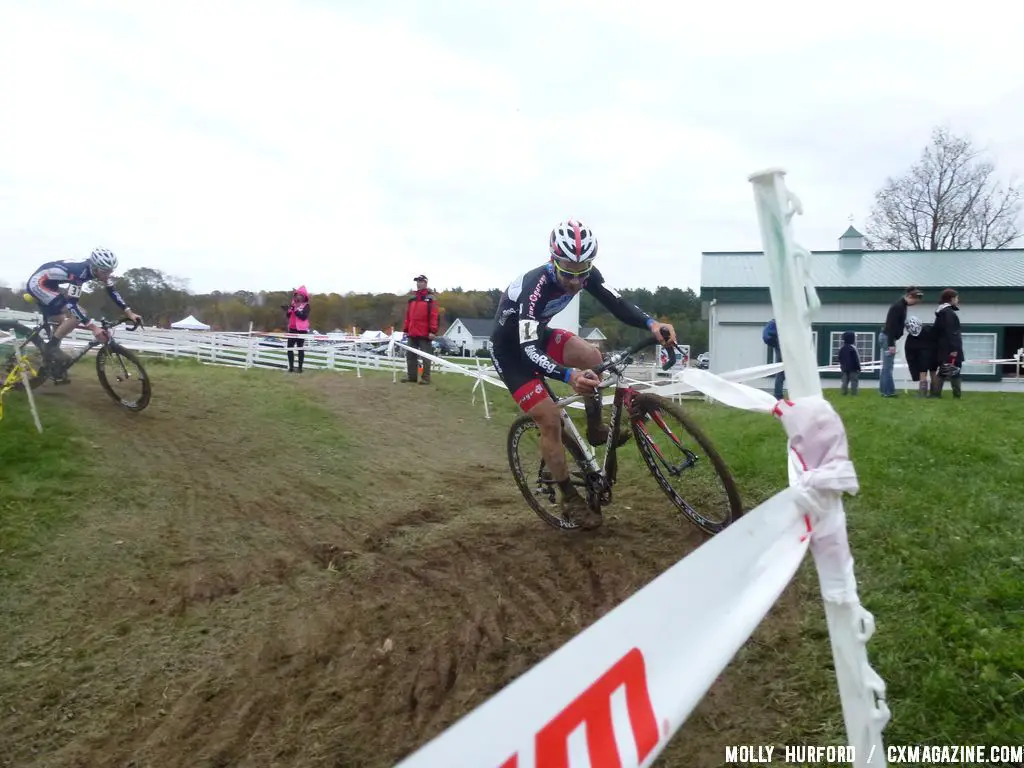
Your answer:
561,494 -> 602,529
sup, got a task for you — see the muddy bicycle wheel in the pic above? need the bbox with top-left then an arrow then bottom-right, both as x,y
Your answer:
0,320 -> 48,391
507,412 -> 593,531
630,393 -> 743,535
96,343 -> 151,411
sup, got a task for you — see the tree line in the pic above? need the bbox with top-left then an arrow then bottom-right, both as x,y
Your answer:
0,271 -> 710,353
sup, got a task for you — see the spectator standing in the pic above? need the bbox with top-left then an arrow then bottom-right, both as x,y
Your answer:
879,286 -> 924,397
903,316 -> 938,398
933,288 -> 964,399
762,318 -> 785,400
283,285 -> 311,373
838,331 -> 861,395
402,274 -> 439,385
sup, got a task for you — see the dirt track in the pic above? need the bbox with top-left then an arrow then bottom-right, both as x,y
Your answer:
0,366 -> 814,768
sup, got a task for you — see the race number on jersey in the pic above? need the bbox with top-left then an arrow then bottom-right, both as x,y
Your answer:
519,319 -> 540,344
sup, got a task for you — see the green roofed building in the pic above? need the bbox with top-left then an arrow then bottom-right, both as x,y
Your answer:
700,225 -> 1024,390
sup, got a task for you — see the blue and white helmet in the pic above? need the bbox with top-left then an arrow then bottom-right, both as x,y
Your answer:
905,315 -> 922,336
89,248 -> 118,272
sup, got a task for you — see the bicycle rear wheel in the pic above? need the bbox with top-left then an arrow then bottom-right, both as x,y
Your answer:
507,412 -> 593,531
0,320 -> 48,391
630,393 -> 742,534
96,343 -> 151,411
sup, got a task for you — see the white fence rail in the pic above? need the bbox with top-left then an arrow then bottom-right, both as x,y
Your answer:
6,312 -> 1021,411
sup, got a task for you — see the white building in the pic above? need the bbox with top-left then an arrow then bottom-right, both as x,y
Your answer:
701,226 -> 1024,390
579,326 -> 608,347
443,318 -> 493,355
444,292 -> 584,356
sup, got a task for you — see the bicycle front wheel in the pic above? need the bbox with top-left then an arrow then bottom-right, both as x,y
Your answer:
96,343 -> 152,411
507,412 -> 593,531
630,393 -> 742,535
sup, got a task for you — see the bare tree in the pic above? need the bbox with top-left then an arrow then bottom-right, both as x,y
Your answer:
865,126 -> 1023,250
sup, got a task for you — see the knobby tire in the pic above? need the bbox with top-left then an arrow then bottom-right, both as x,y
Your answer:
507,412 -> 592,531
96,343 -> 152,412
630,393 -> 743,535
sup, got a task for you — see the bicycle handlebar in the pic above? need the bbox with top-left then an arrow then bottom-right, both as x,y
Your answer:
591,326 -> 676,376
82,316 -> 144,332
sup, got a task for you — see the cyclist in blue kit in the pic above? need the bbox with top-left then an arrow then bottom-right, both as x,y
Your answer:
25,248 -> 143,375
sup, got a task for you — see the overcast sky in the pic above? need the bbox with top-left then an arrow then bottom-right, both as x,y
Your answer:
1,0 -> 1022,297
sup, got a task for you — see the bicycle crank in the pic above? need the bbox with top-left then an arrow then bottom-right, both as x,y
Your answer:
584,471 -> 611,509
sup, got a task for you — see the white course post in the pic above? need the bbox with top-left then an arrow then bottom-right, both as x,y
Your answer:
749,168 -> 890,767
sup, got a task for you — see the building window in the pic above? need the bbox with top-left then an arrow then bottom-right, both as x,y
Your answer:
960,333 -> 997,376
829,331 -> 875,367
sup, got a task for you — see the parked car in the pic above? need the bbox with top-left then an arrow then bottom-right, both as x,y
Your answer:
432,336 -> 458,355
697,352 -> 710,370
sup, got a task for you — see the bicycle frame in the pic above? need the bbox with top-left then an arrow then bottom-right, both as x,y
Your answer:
550,332 -> 676,500
552,367 -> 632,477
15,316 -> 139,371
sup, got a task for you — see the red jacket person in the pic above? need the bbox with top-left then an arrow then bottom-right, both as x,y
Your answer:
402,274 -> 439,384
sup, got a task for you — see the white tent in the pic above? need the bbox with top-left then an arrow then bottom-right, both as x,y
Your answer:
359,329 -> 387,341
170,314 -> 211,331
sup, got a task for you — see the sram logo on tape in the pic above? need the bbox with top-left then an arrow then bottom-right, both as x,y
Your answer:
500,647 -> 662,768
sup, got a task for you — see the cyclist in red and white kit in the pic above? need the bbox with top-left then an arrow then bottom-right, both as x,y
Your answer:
490,219 -> 677,529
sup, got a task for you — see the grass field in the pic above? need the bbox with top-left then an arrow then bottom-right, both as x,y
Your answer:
0,360 -> 1021,767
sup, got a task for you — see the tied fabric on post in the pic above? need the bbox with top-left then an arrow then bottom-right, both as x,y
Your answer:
770,397 -> 858,489
771,397 -> 860,603
771,397 -> 893,745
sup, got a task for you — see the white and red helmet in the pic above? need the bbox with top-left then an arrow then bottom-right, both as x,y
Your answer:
549,219 -> 598,265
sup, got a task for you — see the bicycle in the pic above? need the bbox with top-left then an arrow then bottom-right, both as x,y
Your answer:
0,313 -> 152,412
506,330 -> 743,535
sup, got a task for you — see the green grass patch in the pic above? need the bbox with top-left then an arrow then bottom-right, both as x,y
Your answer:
823,392 -> 1024,743
638,390 -> 1024,743
0,389 -> 95,576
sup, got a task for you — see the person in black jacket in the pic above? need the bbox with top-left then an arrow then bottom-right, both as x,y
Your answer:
933,288 -> 964,399
903,316 -> 938,397
879,286 -> 924,397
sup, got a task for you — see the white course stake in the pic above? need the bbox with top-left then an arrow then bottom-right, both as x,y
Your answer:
749,167 -> 890,767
